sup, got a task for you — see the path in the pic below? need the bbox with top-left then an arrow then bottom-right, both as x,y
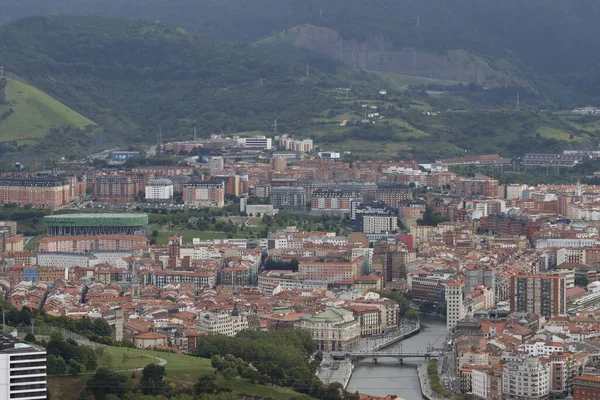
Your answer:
114,355 -> 167,373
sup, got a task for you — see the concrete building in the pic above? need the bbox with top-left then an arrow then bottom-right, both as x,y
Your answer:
93,175 -> 140,203
311,189 -> 360,214
0,335 -> 47,400
356,213 -> 398,234
374,183 -> 412,209
36,235 -> 148,253
445,281 -> 466,331
183,180 -> 225,208
502,357 -> 550,400
452,175 -> 499,197
237,136 -> 272,150
296,307 -> 360,351
465,267 -> 496,294
270,186 -> 306,210
134,331 -> 168,349
145,178 -> 173,201
209,157 -> 224,174
197,309 -> 249,336
510,273 -> 567,318
298,258 -> 363,286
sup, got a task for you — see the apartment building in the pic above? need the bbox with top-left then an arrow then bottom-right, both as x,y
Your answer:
510,273 -> 567,318
502,357 -> 550,400
183,180 -> 225,208
445,281 -> 466,331
0,335 -> 47,400
197,310 -> 249,336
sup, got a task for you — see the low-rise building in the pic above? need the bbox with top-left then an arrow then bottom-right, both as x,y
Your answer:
296,307 -> 360,351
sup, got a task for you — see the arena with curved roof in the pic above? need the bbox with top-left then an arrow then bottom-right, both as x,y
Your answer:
45,213 -> 148,236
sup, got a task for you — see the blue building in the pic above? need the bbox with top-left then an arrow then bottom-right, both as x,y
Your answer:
112,151 -> 141,161
23,268 -> 38,282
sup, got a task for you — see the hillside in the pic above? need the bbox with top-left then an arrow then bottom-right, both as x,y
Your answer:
0,15 -> 350,145
0,0 -> 599,106
0,73 -> 94,143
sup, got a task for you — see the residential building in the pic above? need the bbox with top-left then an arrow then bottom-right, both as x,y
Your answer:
0,335 -> 47,400
270,187 -> 306,210
311,189 -> 361,214
465,267 -> 496,294
574,375 -> 600,400
296,307 -> 360,351
37,235 -> 148,253
197,309 -> 249,336
209,157 -> 224,174
145,178 -> 173,201
0,175 -> 84,208
356,212 -> 399,234
445,281 -> 465,331
510,274 -> 567,318
374,183 -> 412,209
452,175 -> 499,197
183,180 -> 225,208
298,258 -> 363,285
502,357 -> 550,400
93,175 -> 140,203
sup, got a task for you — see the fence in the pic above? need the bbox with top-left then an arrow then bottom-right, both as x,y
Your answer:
10,325 -> 91,345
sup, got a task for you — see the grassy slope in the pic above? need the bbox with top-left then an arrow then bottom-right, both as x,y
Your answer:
49,346 -> 314,400
0,74 -> 94,143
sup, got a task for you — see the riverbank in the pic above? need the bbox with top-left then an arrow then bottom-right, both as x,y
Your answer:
346,315 -> 447,399
417,363 -> 440,400
318,359 -> 354,388
319,321 -> 420,388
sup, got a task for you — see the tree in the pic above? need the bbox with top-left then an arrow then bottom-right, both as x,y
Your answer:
194,373 -> 220,395
85,368 -> 129,400
47,354 -> 67,375
68,359 -> 82,376
92,318 -> 112,337
241,367 -> 260,383
24,333 -> 36,343
140,363 -> 166,395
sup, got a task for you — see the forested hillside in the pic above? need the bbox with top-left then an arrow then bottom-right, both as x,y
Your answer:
0,0 -> 599,105
0,15 -> 349,144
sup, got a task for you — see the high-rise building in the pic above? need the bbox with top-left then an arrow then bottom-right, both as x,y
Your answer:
371,241 -> 414,286
0,175 -> 85,208
270,187 -> 306,209
145,178 -> 173,201
356,212 -> 399,234
374,183 -> 412,209
93,175 -> 140,203
209,157 -> 224,174
502,357 -> 550,400
510,273 -> 566,318
465,267 -> 496,294
183,180 -> 225,208
451,175 -> 499,197
0,335 -> 47,400
445,281 -> 465,331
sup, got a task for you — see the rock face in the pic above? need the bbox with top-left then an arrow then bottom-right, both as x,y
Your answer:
284,24 -> 520,87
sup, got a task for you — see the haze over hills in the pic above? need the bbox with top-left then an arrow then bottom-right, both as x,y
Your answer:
1,0 -> 600,106
0,11 -> 598,160
0,15 -> 349,148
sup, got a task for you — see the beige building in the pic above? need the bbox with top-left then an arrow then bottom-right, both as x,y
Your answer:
502,357 -> 550,400
134,331 -> 168,349
197,310 -> 249,337
296,307 -> 360,351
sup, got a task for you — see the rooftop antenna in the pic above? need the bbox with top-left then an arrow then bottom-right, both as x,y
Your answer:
273,119 -> 278,135
516,92 -> 521,111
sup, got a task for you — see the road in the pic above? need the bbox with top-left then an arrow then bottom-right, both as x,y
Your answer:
114,355 -> 167,373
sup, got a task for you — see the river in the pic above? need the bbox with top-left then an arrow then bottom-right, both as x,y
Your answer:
346,315 -> 447,400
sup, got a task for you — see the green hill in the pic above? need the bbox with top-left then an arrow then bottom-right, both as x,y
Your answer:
0,15 -> 348,145
1,0 -> 600,106
0,73 -> 94,143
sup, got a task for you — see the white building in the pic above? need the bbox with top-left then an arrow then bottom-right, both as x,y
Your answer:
502,357 -> 550,400
358,214 -> 398,234
145,178 -> 174,201
197,310 -> 249,336
237,136 -> 272,150
0,336 -> 47,400
296,307 -> 360,351
471,368 -> 490,400
536,239 -> 598,249
445,281 -> 465,331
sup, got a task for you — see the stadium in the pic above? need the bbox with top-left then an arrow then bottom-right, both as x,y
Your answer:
45,213 -> 148,236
